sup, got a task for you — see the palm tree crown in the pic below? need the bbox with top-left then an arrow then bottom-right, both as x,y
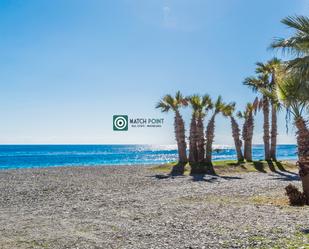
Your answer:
276,73 -> 309,118
271,16 -> 309,78
156,91 -> 187,112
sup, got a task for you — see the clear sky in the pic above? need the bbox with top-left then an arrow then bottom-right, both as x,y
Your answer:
0,0 -> 307,145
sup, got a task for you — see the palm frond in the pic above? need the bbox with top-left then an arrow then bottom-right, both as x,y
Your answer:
175,91 -> 188,107
287,55 -> 309,79
164,94 -> 176,109
156,91 -> 188,112
243,75 -> 268,92
271,15 -> 309,59
221,102 -> 236,117
276,72 -> 309,118
187,94 -> 201,111
282,16 -> 309,34
214,95 -> 225,113
255,62 -> 268,74
202,94 -> 212,109
155,101 -> 170,112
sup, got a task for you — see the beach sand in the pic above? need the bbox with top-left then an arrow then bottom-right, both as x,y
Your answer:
0,165 -> 308,248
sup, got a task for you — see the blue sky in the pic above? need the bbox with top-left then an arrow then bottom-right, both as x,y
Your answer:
0,0 -> 307,145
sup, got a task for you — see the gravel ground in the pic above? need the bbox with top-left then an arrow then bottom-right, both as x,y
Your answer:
0,165 -> 308,249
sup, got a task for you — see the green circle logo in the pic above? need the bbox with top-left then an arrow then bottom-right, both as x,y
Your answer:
113,115 -> 128,131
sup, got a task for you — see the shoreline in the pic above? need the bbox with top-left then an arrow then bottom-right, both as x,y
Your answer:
0,158 -> 298,171
0,163 -> 158,172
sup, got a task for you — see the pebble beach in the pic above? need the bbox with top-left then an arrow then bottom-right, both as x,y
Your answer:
0,165 -> 308,249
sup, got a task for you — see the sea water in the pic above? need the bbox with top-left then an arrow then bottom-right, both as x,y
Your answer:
0,144 -> 297,170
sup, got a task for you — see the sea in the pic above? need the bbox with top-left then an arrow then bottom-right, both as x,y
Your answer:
0,144 -> 297,170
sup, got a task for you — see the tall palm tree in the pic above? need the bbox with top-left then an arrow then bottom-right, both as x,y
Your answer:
156,91 -> 188,174
271,15 -> 309,202
196,95 -> 212,163
205,96 -> 225,173
222,103 -> 244,162
244,74 -> 271,160
187,95 -> 212,174
238,100 -> 258,162
187,95 -> 199,164
276,73 -> 309,201
257,58 -> 283,161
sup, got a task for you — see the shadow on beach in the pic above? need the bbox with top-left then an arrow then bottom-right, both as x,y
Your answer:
269,172 -> 300,182
190,174 -> 242,182
148,160 -> 299,183
149,173 -> 242,183
251,160 -> 298,175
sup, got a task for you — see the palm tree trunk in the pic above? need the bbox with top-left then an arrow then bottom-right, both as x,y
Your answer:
295,117 -> 309,201
196,115 -> 205,163
189,114 -> 198,164
175,111 -> 187,165
263,96 -> 271,160
231,116 -> 244,162
205,114 -> 216,174
244,113 -> 254,162
244,139 -> 252,162
270,102 -> 277,161
242,119 -> 248,161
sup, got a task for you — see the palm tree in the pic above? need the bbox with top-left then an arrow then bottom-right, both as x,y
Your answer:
238,100 -> 258,162
244,59 -> 283,161
271,16 -> 309,80
156,91 -> 188,174
187,95 -> 212,174
244,74 -> 271,161
257,58 -> 283,161
196,95 -> 212,163
222,103 -> 244,162
276,73 -> 309,202
271,15 -> 309,202
187,95 -> 199,164
205,96 -> 225,173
